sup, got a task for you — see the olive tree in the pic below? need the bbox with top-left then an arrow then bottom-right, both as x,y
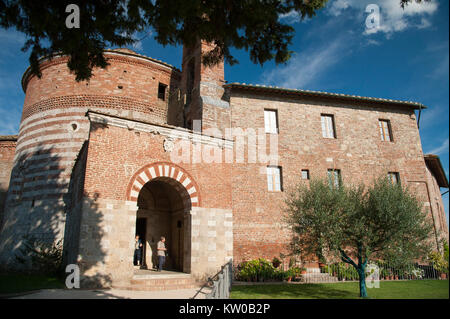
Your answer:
286,177 -> 433,298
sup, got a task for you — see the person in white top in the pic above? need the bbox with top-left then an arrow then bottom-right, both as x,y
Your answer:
157,236 -> 167,272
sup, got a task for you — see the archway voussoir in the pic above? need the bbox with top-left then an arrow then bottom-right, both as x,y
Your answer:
138,170 -> 149,183
127,162 -> 201,208
148,166 -> 157,179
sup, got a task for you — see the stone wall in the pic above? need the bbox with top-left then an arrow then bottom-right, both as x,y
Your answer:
75,112 -> 234,285
0,49 -> 183,268
0,137 -> 16,227
229,90 -> 435,264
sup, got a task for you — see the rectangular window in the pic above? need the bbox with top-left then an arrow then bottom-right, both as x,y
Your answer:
327,169 -> 341,188
388,172 -> 400,185
379,119 -> 392,142
264,110 -> 278,134
301,169 -> 310,180
158,83 -> 167,101
267,166 -> 282,191
321,114 -> 336,138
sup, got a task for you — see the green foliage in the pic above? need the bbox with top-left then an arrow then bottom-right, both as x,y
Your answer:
322,262 -> 358,281
443,241 -> 449,263
271,257 -> 281,268
428,251 -> 449,274
236,258 -> 285,282
15,235 -> 64,277
285,266 -> 304,279
0,0 -> 328,81
0,0 -> 428,81
236,259 -> 306,282
286,177 -> 433,267
286,176 -> 434,297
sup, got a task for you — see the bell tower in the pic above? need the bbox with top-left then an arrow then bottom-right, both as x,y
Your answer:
180,41 -> 230,134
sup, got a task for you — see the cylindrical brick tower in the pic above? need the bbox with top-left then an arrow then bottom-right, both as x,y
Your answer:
0,49 -> 181,266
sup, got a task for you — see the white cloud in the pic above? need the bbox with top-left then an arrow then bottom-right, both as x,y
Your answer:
426,138 -> 449,155
261,36 -> 347,89
279,10 -> 312,24
326,0 -> 438,36
279,10 -> 302,24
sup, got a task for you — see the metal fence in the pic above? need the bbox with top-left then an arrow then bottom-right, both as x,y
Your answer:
191,260 -> 233,299
206,260 -> 233,299
289,261 -> 446,283
233,259 -> 447,284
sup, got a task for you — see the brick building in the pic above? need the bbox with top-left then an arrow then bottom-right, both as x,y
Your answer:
0,42 -> 448,288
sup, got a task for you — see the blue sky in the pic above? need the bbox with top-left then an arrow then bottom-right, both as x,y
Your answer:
0,0 -> 448,224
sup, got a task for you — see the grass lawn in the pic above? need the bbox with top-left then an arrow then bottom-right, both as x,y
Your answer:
231,280 -> 449,299
0,273 -> 65,294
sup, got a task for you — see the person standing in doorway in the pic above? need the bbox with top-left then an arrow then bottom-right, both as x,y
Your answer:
157,236 -> 167,271
134,235 -> 143,266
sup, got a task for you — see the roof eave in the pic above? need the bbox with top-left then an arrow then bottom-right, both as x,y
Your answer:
424,154 -> 449,188
224,83 -> 426,110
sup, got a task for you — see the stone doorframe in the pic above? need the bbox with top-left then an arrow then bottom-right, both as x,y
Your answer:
125,162 -> 201,273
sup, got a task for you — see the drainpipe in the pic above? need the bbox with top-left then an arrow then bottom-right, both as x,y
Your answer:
417,104 -> 422,129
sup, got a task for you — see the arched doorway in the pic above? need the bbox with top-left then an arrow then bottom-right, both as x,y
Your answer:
136,178 -> 188,272
126,162 -> 201,274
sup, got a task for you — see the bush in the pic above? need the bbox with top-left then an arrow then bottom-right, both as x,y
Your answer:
271,257 -> 281,269
326,262 -> 359,281
15,235 -> 64,277
428,251 -> 449,275
236,259 -> 282,282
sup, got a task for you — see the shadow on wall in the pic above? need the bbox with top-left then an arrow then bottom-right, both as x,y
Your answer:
0,141 -> 111,288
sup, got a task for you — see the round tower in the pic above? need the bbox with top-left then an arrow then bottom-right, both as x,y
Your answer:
0,49 -> 181,266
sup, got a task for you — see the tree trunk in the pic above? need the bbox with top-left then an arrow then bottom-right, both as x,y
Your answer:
358,265 -> 367,298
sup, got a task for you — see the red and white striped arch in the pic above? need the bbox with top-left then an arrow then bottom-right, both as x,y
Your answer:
126,162 -> 200,208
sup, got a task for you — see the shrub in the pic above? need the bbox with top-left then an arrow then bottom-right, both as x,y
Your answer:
327,262 -> 359,281
236,259 -> 282,282
428,251 -> 449,275
271,257 -> 281,269
15,235 -> 64,277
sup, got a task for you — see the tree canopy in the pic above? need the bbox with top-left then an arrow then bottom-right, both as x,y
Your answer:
285,177 -> 434,297
0,0 -> 430,81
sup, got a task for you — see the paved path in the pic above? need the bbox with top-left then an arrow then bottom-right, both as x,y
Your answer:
10,287 -> 210,299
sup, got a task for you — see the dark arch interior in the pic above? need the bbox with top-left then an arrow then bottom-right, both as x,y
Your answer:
135,179 -> 188,272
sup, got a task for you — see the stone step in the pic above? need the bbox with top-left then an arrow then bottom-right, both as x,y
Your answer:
112,283 -> 201,291
130,278 -> 196,286
300,273 -> 339,283
112,273 -> 204,291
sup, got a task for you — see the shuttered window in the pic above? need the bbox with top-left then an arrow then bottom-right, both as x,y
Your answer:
379,119 -> 392,142
321,114 -> 336,138
327,169 -> 341,188
267,166 -> 282,191
264,110 -> 278,134
388,172 -> 400,185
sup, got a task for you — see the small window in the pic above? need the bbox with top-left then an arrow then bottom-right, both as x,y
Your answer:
158,83 -> 167,101
301,170 -> 310,180
321,114 -> 336,138
379,119 -> 393,142
327,169 -> 341,188
264,110 -> 278,134
388,172 -> 400,185
267,166 -> 282,192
